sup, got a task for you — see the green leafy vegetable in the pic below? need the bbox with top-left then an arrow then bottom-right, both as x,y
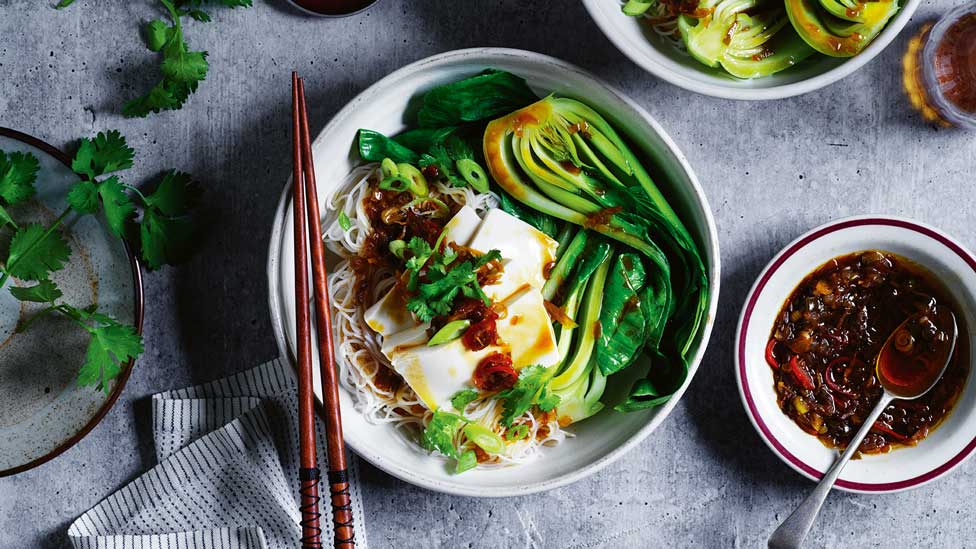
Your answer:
357,130 -> 419,164
9,279 -> 62,303
418,136 -> 490,193
145,19 -> 171,52
497,187 -> 559,239
55,0 -> 76,8
496,365 -> 561,427
422,409 -> 465,458
597,253 -> 650,376
393,127 -> 457,152
450,389 -> 479,411
95,176 -> 137,238
615,350 -> 687,412
417,69 -> 538,128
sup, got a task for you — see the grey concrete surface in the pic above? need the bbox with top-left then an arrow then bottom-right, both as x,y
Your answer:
1,0 -> 975,547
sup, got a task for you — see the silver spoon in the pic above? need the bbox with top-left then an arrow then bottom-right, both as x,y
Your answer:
768,305 -> 958,549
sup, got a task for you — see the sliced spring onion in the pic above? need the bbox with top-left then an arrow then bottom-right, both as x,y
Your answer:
428,319 -> 471,346
456,158 -> 490,193
463,423 -> 505,454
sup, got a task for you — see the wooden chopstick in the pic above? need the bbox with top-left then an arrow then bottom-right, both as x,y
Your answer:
293,72 -> 323,549
297,76 -> 357,548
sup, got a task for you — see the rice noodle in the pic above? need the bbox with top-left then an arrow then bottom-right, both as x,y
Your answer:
321,163 -> 566,467
625,0 -> 688,52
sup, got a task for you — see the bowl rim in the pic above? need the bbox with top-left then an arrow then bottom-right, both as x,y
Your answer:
735,214 -> 976,493
266,47 -> 722,497
0,127 -> 145,478
580,0 -> 922,101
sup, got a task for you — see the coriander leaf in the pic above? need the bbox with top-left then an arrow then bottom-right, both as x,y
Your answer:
71,130 -> 135,179
5,223 -> 71,281
137,171 -> 200,269
123,79 -> 195,117
145,20 -> 171,51
0,205 -> 14,229
55,0 -> 76,8
495,365 -> 553,427
450,389 -> 479,411
160,42 -> 209,83
96,176 -> 136,238
455,450 -> 477,474
140,207 -> 195,269
537,389 -> 560,412
77,319 -> 143,393
66,180 -> 99,214
0,150 -> 40,205
142,170 -> 198,216
10,279 -> 62,303
422,410 -> 465,459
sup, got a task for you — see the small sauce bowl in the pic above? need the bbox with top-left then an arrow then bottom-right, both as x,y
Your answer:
736,215 -> 976,493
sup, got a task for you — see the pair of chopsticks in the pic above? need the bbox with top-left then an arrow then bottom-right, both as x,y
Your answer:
292,72 -> 356,549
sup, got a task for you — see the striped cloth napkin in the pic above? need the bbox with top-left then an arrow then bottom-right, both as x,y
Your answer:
67,358 -> 368,549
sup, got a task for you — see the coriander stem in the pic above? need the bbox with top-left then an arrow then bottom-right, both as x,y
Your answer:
0,207 -> 72,292
15,304 -> 58,334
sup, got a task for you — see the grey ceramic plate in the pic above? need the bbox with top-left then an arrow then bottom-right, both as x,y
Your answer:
0,128 -> 143,476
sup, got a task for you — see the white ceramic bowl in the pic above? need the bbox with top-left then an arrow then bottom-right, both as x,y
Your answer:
736,215 -> 976,493
267,48 -> 720,497
581,0 -> 921,100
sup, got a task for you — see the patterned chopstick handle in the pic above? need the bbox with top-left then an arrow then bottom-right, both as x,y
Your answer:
328,469 -> 356,547
299,467 -> 322,549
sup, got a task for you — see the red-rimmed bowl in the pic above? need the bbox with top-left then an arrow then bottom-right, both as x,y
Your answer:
736,215 -> 976,493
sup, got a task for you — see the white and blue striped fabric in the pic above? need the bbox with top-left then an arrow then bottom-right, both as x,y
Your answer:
67,358 -> 368,549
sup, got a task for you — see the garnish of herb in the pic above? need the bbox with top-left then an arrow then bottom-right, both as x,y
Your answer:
1,129 -> 201,391
57,0 -> 251,117
402,236 -> 501,323
495,365 -> 560,427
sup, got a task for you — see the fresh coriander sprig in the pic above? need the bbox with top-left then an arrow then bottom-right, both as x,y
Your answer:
11,280 -> 144,393
402,236 -> 502,323
0,130 -> 200,391
56,0 -> 251,116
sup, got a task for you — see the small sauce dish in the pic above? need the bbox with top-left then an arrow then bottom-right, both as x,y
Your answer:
736,215 -> 976,493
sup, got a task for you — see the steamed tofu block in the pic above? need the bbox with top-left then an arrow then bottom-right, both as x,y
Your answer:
441,205 -> 481,247
467,209 -> 558,301
387,339 -> 495,409
364,284 -> 418,336
380,323 -> 430,358
496,287 -> 560,369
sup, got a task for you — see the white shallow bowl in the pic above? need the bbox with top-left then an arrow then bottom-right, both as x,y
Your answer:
267,48 -> 720,497
736,215 -> 976,493
581,0 -> 920,100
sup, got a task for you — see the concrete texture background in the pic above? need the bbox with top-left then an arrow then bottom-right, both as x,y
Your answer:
1,0 -> 975,547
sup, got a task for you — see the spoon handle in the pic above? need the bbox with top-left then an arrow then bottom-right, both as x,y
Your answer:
768,393 -> 894,549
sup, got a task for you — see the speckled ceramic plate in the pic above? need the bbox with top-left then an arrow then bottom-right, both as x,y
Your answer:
0,128 -> 143,476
